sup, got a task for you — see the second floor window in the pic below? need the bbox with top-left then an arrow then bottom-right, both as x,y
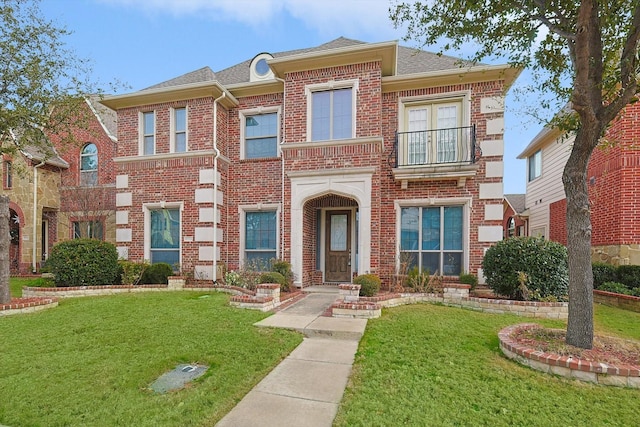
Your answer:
310,87 -> 354,141
173,107 -> 187,152
80,143 -> 98,186
528,150 -> 542,181
142,111 -> 155,155
244,112 -> 278,159
4,161 -> 12,189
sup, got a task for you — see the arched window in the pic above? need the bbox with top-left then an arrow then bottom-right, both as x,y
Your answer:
507,217 -> 516,238
80,143 -> 97,186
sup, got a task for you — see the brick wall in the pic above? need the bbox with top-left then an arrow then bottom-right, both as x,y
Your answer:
549,198 -> 567,245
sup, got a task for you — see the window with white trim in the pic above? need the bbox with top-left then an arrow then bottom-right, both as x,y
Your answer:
149,208 -> 180,266
402,99 -> 464,165
141,111 -> 155,155
240,206 -> 279,268
400,205 -> 464,276
528,149 -> 542,181
242,111 -> 278,159
172,107 -> 187,153
306,80 -> 357,141
80,143 -> 98,186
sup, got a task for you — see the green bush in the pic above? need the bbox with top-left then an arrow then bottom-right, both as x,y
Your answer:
46,239 -> 120,287
354,274 -> 381,297
271,260 -> 294,291
258,271 -> 287,291
119,260 -> 149,285
598,281 -> 632,295
459,273 -> 478,290
592,263 -> 618,289
482,237 -> 568,301
616,265 -> 640,289
140,263 -> 174,285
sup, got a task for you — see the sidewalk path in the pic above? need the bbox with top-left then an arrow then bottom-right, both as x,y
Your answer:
216,287 -> 367,427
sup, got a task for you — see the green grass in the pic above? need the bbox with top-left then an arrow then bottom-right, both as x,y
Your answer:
9,277 -> 44,297
0,292 -> 302,427
335,303 -> 640,427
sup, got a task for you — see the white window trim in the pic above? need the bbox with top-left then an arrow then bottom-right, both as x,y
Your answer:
394,197 -> 472,275
143,202 -> 183,265
139,111 -> 156,156
528,149 -> 542,181
170,107 -> 188,153
238,203 -> 281,268
249,53 -> 275,82
305,79 -> 359,142
239,106 -> 281,160
398,90 -> 471,131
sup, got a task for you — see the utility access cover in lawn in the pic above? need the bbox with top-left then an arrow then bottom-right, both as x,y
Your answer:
149,364 -> 208,394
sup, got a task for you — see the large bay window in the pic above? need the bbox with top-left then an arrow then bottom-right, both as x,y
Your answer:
400,205 -> 465,276
144,206 -> 181,267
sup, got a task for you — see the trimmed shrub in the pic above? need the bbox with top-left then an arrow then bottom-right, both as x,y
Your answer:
482,237 -> 568,301
354,274 -> 381,297
271,260 -> 294,291
119,260 -> 149,285
592,263 -> 617,289
46,239 -> 120,287
616,265 -> 640,289
459,273 -> 478,290
258,271 -> 287,291
598,281 -> 632,295
140,263 -> 173,285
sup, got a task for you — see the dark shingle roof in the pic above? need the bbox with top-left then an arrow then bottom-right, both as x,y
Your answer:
505,194 -> 526,214
142,37 -> 471,91
144,66 -> 217,91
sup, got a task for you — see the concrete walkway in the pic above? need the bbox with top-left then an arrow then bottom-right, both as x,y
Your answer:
216,286 -> 367,427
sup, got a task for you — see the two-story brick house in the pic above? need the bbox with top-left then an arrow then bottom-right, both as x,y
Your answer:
101,37 -> 518,287
518,101 -> 640,265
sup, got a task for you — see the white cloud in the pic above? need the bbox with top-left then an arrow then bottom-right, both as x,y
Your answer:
97,0 -> 399,40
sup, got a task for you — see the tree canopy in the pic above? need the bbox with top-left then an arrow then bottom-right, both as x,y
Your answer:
391,0 -> 640,348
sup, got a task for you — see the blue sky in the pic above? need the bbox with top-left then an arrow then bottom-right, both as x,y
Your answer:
40,0 -> 544,194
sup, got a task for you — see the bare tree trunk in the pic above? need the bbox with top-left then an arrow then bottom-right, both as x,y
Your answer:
0,195 -> 11,304
562,125 -> 601,349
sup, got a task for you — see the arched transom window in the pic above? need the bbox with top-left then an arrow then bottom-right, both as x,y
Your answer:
80,143 -> 97,186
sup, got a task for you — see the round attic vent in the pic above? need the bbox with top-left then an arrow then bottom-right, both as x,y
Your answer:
250,53 -> 274,82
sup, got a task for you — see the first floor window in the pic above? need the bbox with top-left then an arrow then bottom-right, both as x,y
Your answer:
73,220 -> 104,240
400,205 -> 464,276
150,208 -> 180,266
244,210 -> 277,267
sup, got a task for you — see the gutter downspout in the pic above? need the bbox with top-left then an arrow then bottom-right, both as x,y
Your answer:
32,160 -> 45,273
275,77 -> 286,261
212,92 -> 226,283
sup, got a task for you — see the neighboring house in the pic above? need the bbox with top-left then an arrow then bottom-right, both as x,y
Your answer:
54,97 -> 118,245
1,139 -> 69,274
517,101 -> 640,265
101,37 -> 519,286
503,193 -> 527,238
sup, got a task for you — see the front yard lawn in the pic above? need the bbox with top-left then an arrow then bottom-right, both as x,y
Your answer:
335,303 -> 640,426
0,291 -> 302,427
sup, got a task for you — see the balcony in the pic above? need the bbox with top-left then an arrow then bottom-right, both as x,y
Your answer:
391,126 -> 479,187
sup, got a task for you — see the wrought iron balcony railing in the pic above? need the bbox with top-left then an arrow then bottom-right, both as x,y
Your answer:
393,125 -> 476,168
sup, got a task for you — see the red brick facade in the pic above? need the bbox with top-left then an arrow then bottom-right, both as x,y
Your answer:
101,39 -> 516,286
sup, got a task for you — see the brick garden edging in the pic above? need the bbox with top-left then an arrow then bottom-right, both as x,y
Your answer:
499,323 -> 640,389
0,297 -> 59,316
594,290 -> 640,313
330,284 -> 569,320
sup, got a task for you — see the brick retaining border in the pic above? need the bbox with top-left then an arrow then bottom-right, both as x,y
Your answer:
0,297 -> 59,316
499,323 -> 640,389
594,290 -> 640,313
